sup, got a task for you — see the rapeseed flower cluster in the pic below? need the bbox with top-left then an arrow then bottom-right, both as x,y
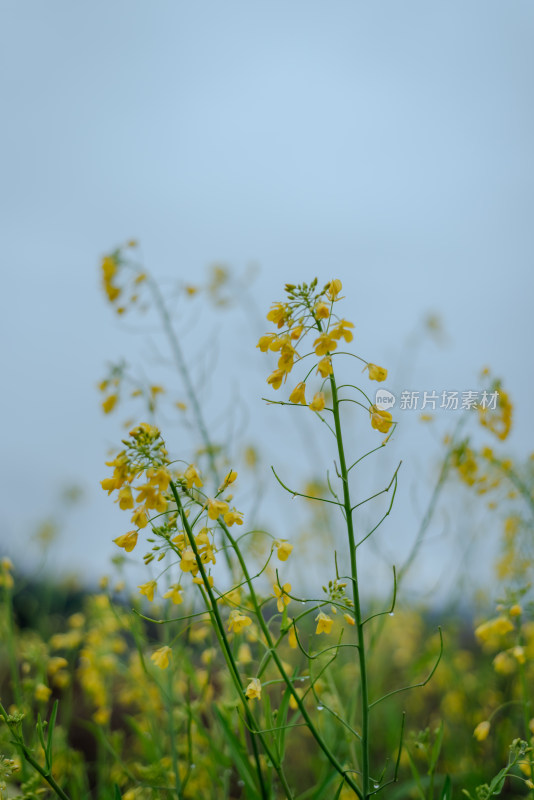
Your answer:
100,242 -> 146,316
257,279 -> 392,435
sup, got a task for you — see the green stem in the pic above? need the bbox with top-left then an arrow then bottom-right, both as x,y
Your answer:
329,371 -> 370,800
148,276 -> 220,485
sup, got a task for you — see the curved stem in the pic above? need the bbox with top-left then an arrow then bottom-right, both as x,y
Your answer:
169,481 -> 290,800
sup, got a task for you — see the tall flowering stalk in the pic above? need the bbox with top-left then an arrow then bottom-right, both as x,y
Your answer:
258,279 -> 399,798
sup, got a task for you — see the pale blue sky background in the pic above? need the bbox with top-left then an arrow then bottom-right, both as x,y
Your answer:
1,1 -> 533,602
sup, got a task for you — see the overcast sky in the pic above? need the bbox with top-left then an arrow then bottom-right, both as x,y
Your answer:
1,1 -> 533,602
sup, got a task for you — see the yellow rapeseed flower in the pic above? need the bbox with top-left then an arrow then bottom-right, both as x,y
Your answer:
162,585 -> 183,604
207,498 -> 229,520
313,333 -> 338,357
220,469 -> 238,489
309,392 -> 325,412
151,645 -> 172,670
267,302 -> 288,328
245,678 -> 262,700
224,508 -> 244,526
138,580 -> 157,602
34,683 -> 52,703
102,394 -> 118,414
180,548 -> 198,574
237,643 -> 253,664
257,333 -> 277,352
184,464 -> 203,489
315,612 -> 333,635
326,279 -> 342,301
314,301 -> 330,319
369,405 -> 393,434
289,382 -> 307,405
277,343 -> 296,373
113,530 -> 139,553
473,720 -> 490,741
475,615 -> 514,643
330,319 -> 354,343
131,506 -> 148,529
366,363 -> 388,382
267,367 -> 287,390
273,583 -> 292,613
47,657 -> 68,677
117,486 -> 134,510
317,357 -> 333,377
275,541 -> 293,561
101,477 -> 118,494
147,467 -> 172,492
228,610 -> 252,634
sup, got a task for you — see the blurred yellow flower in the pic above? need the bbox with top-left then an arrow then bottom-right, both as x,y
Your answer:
163,585 -> 183,605
473,720 -> 490,741
138,580 -> 157,602
184,464 -> 203,489
117,487 -> 134,510
207,498 -> 229,520
151,645 -> 172,670
273,583 -> 292,613
221,469 -> 238,488
102,394 -> 118,414
275,541 -> 293,561
245,678 -> 262,700
224,508 -> 244,526
228,610 -> 252,634
34,683 -> 52,703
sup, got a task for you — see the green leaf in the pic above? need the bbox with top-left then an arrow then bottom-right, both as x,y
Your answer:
440,775 -> 452,800
276,685 -> 293,762
113,785 -> 122,800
